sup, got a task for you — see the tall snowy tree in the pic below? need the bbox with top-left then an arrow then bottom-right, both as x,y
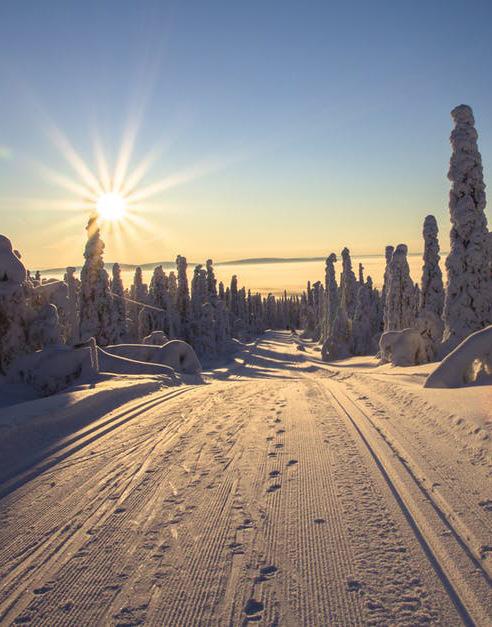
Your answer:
111,263 -> 127,341
420,215 -> 444,317
340,247 -> 357,319
383,244 -> 416,332
352,284 -> 374,355
79,216 -> 116,345
206,259 -> 218,300
322,253 -> 338,342
64,266 -> 80,344
443,104 -> 492,348
176,255 -> 191,340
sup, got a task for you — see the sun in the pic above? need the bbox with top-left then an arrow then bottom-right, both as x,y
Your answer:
96,192 -> 126,222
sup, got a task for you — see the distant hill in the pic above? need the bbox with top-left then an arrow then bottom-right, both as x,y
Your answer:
38,253 -> 427,275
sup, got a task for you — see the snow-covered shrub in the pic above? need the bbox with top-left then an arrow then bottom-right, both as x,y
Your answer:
28,303 -> 63,349
443,105 -> 492,350
383,244 -> 416,332
7,345 -> 97,396
420,215 -> 444,317
425,324 -> 492,388
379,328 -> 428,367
415,310 -> 444,362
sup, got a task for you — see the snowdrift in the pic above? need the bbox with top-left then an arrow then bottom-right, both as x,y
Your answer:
105,340 -> 201,374
97,347 -> 178,380
424,325 -> 492,388
7,345 -> 97,396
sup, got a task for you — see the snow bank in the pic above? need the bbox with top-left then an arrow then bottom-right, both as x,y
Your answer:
424,325 -> 492,388
97,347 -> 178,379
7,345 -> 97,396
143,330 -> 168,345
105,340 -> 201,374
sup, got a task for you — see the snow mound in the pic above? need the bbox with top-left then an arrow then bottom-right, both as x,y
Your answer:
7,345 -> 97,396
143,331 -> 168,345
0,234 -> 26,284
156,340 -> 202,374
105,340 -> 201,374
425,325 -> 492,388
97,347 -> 178,379
379,328 -> 427,367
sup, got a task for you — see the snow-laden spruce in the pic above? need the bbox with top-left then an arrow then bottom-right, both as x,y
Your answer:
340,247 -> 357,319
176,255 -> 190,340
383,244 -> 415,332
443,105 -> 492,349
420,215 -> 444,316
79,216 -> 117,346
65,266 -> 80,344
111,263 -> 127,341
322,253 -> 338,343
351,284 -> 374,355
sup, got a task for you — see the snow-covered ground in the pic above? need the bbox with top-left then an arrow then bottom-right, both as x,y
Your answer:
0,331 -> 490,625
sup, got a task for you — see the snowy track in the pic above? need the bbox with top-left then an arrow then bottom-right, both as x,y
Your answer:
0,332 -> 490,626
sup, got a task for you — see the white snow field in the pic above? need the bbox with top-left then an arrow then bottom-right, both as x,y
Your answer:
0,331 -> 490,626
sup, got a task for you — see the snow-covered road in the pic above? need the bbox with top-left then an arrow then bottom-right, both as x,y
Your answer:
0,332 -> 490,626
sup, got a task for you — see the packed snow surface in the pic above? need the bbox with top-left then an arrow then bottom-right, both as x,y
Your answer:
0,331 -> 489,626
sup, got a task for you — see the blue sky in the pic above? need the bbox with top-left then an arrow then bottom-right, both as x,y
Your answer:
1,0 -> 492,268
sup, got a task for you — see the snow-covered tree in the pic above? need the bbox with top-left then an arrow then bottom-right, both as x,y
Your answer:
383,244 -> 416,332
176,255 -> 191,340
206,259 -> 217,300
340,247 -> 357,319
79,216 -> 116,345
111,263 -> 127,341
129,267 -> 147,340
149,265 -> 171,336
358,263 -> 364,285
420,215 -> 444,317
381,245 -> 394,319
0,235 -> 30,372
64,266 -> 80,344
443,104 -> 492,348
351,284 -> 374,355
323,253 -> 339,341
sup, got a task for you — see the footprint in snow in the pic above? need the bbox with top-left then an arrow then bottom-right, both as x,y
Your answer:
256,565 -> 278,582
244,598 -> 264,617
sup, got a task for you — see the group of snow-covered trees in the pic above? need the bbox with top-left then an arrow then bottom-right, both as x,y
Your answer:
309,104 -> 492,365
0,219 -> 302,373
1,104 -> 491,374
